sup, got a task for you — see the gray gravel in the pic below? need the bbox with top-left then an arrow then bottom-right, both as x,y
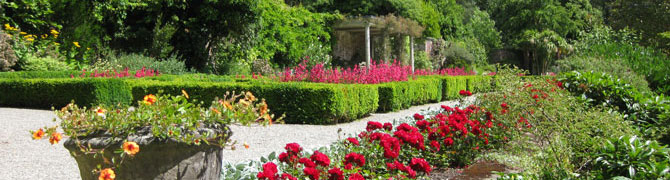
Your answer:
0,97 -> 471,179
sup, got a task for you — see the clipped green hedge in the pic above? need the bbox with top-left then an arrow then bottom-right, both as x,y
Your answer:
0,70 -> 80,79
377,78 -> 443,112
466,75 -> 493,93
129,80 -> 378,124
0,78 -> 132,109
438,76 -> 468,100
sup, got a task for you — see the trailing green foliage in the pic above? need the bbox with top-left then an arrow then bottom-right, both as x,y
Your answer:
377,78 -> 442,112
0,78 -> 132,109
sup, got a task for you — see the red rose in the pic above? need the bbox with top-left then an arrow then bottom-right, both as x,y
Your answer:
501,103 -> 508,109
383,122 -> 393,131
328,168 -> 344,180
413,113 -> 424,120
441,105 -> 452,112
279,152 -> 289,163
348,173 -> 365,180
344,152 -> 366,167
281,173 -> 297,180
285,143 -> 303,154
366,121 -> 383,131
310,151 -> 331,167
444,137 -> 454,146
430,140 -> 440,152
346,137 -> 360,146
303,167 -> 321,180
299,157 -> 316,168
257,162 -> 278,180
415,120 -> 430,131
410,158 -> 432,174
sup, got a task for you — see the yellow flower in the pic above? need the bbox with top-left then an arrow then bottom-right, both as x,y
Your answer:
32,128 -> 45,140
122,141 -> 140,155
245,91 -> 256,102
238,99 -> 250,107
26,38 -> 34,42
41,34 -> 48,39
98,168 -> 116,180
142,94 -> 157,105
181,89 -> 189,99
19,32 -> 27,35
54,42 -> 60,46
73,42 -> 81,48
3,24 -> 9,29
50,29 -> 59,36
49,132 -> 62,145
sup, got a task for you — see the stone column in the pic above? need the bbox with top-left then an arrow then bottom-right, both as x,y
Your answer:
365,23 -> 371,66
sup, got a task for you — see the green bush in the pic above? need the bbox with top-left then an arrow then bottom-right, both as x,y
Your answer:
19,55 -> 72,71
560,71 -> 670,143
554,55 -> 651,93
0,70 -> 79,79
94,53 -> 190,75
377,78 -> 442,112
129,80 -> 378,124
0,78 -> 132,109
592,135 -> 670,179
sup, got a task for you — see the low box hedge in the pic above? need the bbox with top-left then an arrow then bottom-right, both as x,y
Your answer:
129,80 -> 378,124
0,78 -> 132,109
466,75 -> 493,93
377,78 -> 442,112
0,70 -> 80,79
437,76 -> 468,100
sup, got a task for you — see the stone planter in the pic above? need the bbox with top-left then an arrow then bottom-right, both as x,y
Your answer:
64,126 -> 231,180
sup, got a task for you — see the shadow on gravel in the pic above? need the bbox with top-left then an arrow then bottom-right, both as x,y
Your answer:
429,160 -> 515,180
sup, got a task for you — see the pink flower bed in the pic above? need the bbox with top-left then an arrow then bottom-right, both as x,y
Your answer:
277,60 -> 475,84
70,67 -> 159,78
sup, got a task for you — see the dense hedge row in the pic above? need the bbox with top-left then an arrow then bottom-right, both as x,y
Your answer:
0,71 -> 80,79
0,78 -> 132,108
129,80 -> 378,124
377,78 -> 443,112
0,74 -> 492,124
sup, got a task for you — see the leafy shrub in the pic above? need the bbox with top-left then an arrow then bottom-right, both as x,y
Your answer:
579,42 -> 670,95
479,67 -> 635,178
94,53 -> 189,75
0,70 -> 79,79
554,55 -> 651,93
19,54 -> 72,71
414,51 -> 432,70
560,71 -> 670,143
251,59 -> 275,75
0,78 -> 132,109
592,136 -> 670,179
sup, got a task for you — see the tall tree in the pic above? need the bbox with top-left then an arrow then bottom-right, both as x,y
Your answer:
610,0 -> 670,52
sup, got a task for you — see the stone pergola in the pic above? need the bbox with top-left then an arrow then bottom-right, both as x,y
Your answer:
333,16 -> 423,72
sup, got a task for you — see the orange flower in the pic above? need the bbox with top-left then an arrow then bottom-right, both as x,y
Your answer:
211,107 -> 221,114
142,94 -> 157,105
243,142 -> 250,149
49,132 -> 62,144
95,107 -> 106,116
32,128 -> 45,140
259,101 -> 268,115
122,142 -> 140,155
220,100 -> 233,110
98,168 -> 115,180
181,89 -> 189,99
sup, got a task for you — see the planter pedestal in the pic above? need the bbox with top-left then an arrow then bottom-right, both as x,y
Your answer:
64,128 -> 229,180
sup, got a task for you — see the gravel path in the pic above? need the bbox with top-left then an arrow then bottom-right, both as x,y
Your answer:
0,97 -> 471,179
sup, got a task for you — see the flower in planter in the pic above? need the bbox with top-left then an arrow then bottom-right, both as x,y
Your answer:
98,168 -> 115,180
32,128 -> 45,140
142,94 -> 157,105
122,142 -> 140,156
49,132 -> 62,145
